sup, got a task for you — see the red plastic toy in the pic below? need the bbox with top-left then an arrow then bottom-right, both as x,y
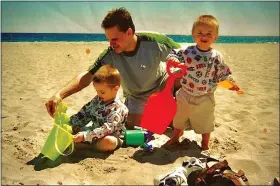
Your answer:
140,59 -> 187,134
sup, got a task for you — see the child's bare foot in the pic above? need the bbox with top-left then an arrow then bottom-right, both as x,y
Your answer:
201,133 -> 210,150
167,137 -> 180,145
201,144 -> 209,150
168,129 -> 183,145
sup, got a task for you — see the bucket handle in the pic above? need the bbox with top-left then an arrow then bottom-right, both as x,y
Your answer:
54,123 -> 74,156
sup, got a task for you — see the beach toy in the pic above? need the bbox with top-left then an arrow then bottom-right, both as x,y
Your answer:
140,59 -> 187,134
217,80 -> 244,94
86,48 -> 90,54
41,102 -> 74,161
124,127 -> 153,151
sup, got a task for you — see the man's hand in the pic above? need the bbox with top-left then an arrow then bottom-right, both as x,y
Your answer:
45,93 -> 62,118
73,132 -> 85,143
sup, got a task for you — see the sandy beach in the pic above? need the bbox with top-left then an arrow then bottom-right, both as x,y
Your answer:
1,42 -> 279,185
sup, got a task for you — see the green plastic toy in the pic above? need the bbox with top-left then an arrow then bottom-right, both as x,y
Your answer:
41,102 -> 74,161
124,127 -> 153,151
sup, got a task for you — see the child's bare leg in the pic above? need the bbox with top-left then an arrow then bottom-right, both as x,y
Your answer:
201,133 -> 210,150
94,136 -> 119,152
74,136 -> 119,152
168,128 -> 184,145
74,142 -> 93,150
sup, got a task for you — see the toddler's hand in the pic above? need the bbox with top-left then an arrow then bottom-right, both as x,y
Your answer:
229,85 -> 244,94
229,85 -> 240,91
73,132 -> 84,143
167,56 -> 180,64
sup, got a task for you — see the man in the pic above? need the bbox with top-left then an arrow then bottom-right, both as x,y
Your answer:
45,7 -> 181,129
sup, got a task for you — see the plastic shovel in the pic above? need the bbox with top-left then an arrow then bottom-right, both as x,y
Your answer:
140,59 -> 187,134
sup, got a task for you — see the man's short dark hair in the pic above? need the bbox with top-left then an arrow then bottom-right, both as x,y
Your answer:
101,7 -> 135,33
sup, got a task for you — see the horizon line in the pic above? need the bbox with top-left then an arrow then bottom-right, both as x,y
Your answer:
1,32 -> 279,37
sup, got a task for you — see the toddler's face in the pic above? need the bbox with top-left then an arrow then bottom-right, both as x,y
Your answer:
93,82 -> 119,103
192,24 -> 218,51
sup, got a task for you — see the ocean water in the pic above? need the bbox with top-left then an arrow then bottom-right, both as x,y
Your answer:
1,33 -> 279,43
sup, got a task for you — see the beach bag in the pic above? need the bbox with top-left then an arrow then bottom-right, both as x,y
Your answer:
41,103 -> 74,161
187,158 -> 250,186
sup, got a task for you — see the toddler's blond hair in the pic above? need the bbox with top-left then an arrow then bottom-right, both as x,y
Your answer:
192,15 -> 219,34
92,65 -> 121,88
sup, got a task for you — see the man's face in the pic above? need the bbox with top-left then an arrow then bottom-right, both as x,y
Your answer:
104,26 -> 130,53
192,24 -> 218,51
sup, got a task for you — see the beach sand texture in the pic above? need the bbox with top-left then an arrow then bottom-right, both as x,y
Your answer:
1,42 -> 279,185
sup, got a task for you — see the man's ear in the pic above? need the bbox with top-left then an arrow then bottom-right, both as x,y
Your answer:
127,28 -> 133,36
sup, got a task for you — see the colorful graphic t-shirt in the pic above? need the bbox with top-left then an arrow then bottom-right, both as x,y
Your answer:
169,45 -> 233,96
70,95 -> 128,142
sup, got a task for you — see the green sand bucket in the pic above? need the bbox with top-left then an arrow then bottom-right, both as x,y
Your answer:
41,102 -> 74,161
125,130 -> 145,146
41,123 -> 74,161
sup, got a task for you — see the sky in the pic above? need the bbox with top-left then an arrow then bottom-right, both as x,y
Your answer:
1,1 -> 279,36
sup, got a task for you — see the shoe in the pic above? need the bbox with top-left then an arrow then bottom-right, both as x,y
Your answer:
154,157 -> 204,186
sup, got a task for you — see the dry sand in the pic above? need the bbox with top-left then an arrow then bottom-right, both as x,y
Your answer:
1,42 -> 279,185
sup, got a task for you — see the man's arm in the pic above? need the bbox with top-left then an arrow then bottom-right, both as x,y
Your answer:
59,71 -> 93,99
45,71 -> 93,117
45,47 -> 110,118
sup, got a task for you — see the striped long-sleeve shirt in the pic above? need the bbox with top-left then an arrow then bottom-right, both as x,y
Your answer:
70,95 -> 128,142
